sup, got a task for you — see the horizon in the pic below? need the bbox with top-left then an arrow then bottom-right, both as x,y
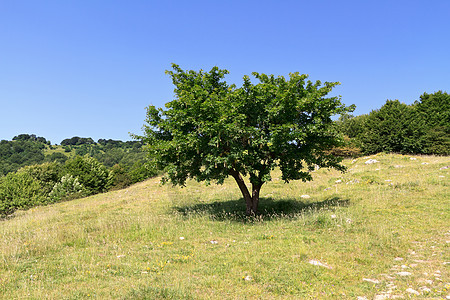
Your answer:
1,0 -> 449,144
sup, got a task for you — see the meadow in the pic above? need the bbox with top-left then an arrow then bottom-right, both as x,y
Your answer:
1,154 -> 448,299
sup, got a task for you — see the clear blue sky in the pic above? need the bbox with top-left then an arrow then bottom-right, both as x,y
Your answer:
1,0 -> 449,144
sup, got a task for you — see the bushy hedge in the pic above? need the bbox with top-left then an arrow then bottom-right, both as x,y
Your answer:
0,156 -> 111,216
19,162 -> 62,194
337,91 -> 449,155
48,175 -> 87,203
64,156 -> 112,195
0,172 -> 46,216
0,138 -> 159,216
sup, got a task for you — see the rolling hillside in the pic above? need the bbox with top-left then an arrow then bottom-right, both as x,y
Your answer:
1,154 -> 449,299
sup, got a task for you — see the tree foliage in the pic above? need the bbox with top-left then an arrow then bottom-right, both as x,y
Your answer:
139,64 -> 353,214
415,91 -> 450,155
61,136 -> 95,146
0,136 -> 155,215
48,175 -> 86,203
0,172 -> 46,216
336,91 -> 449,155
64,156 -> 112,195
0,139 -> 46,175
18,162 -> 62,195
361,100 -> 422,154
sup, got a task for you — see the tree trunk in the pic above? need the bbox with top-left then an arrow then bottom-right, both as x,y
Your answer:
251,183 -> 262,214
229,169 -> 263,215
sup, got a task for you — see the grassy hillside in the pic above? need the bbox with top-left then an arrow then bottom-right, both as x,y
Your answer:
1,154 -> 448,299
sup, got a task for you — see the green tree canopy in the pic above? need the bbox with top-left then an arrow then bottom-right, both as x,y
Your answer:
64,156 -> 111,195
415,91 -> 450,155
361,100 -> 422,154
139,64 -> 353,214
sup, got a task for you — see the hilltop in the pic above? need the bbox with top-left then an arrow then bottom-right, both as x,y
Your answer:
0,154 -> 449,299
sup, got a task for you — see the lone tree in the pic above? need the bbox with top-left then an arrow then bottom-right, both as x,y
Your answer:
139,64 -> 353,215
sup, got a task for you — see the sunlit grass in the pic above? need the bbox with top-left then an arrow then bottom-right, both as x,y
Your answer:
1,154 -> 449,299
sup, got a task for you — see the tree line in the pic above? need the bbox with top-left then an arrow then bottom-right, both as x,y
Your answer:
336,91 -> 449,156
0,136 -> 156,216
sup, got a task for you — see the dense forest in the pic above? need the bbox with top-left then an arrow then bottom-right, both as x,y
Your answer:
0,91 -> 448,216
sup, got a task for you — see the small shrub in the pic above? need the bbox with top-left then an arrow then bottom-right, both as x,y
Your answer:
45,152 -> 68,164
64,156 -> 112,195
0,172 -> 46,216
109,164 -> 133,190
48,175 -> 87,202
129,160 -> 157,183
18,162 -> 62,194
327,146 -> 362,158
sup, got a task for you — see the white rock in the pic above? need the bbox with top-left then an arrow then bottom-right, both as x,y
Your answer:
410,157 -> 417,160
179,237 -> 185,240
397,271 -> 412,276
210,240 -> 218,244
335,179 -> 342,184
308,260 -> 332,269
363,278 -> 379,284
419,286 -> 431,293
386,283 -> 397,289
406,288 -> 420,295
300,195 -> 311,199
365,159 -> 379,164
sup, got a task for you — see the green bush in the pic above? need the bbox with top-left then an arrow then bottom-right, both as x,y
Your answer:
415,91 -> 450,155
0,172 -> 46,216
18,162 -> 62,194
64,156 -> 112,195
422,126 -> 450,155
129,160 -> 157,184
110,164 -> 133,190
337,92 -> 449,155
48,175 -> 87,202
360,100 -> 422,154
45,152 -> 68,164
